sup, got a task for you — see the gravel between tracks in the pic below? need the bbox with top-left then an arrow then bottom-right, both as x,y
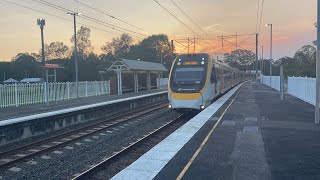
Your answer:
0,108 -> 182,180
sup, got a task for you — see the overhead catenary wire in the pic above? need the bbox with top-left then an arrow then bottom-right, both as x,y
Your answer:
169,0 -> 208,36
153,0 -> 212,48
256,0 -> 260,33
30,0 -> 147,38
72,0 -> 148,34
258,0 -> 265,34
0,0 -> 123,36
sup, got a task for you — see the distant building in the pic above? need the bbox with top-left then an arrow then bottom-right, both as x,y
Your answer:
20,78 -> 43,83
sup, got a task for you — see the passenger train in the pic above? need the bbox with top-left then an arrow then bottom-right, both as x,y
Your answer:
168,53 -> 251,110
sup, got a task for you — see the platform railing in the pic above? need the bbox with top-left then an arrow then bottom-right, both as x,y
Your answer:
260,75 -> 281,91
0,81 -> 110,108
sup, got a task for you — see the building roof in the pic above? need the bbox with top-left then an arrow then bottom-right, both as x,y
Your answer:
20,78 -> 43,83
107,58 -> 167,72
3,78 -> 18,83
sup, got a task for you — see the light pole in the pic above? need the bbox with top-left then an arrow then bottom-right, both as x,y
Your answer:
67,12 -> 81,98
265,24 -> 273,88
316,0 -> 320,124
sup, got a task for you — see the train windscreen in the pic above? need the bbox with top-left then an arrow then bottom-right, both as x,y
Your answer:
174,67 -> 205,83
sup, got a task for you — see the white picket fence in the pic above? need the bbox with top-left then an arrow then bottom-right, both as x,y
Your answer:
0,81 -> 110,108
261,76 -> 281,91
288,77 -> 316,105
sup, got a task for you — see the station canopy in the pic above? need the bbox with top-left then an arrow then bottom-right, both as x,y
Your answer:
3,78 -> 18,83
20,78 -> 43,83
107,58 -> 167,73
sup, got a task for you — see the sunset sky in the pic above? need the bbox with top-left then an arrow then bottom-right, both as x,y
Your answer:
0,0 -> 317,61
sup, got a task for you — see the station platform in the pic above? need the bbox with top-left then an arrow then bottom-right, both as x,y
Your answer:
113,81 -> 320,180
0,89 -> 167,123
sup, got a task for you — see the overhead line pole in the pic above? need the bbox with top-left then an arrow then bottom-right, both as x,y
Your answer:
236,33 -> 238,50
316,0 -> 320,124
256,33 -> 259,78
188,37 -> 190,53
194,36 -> 196,53
37,18 -> 48,104
67,12 -> 80,98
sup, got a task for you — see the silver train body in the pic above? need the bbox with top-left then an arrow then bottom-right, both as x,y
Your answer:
168,53 -> 251,110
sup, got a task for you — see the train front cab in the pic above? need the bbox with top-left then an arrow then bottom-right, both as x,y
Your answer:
168,54 -> 214,110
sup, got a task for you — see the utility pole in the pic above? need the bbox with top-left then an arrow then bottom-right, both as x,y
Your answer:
280,59 -> 284,100
171,40 -> 174,62
67,12 -> 80,98
265,24 -> 273,88
37,19 -> 45,68
37,18 -> 48,104
256,33 -> 259,78
315,0 -> 320,124
260,45 -> 264,74
188,37 -> 190,53
194,36 -> 196,53
221,35 -> 224,47
270,24 -> 273,84
236,33 -> 238,50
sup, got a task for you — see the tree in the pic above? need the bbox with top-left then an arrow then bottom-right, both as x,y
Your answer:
11,53 -> 39,79
125,34 -> 174,72
294,45 -> 316,64
101,33 -> 133,58
224,49 -> 256,70
44,42 -> 70,60
70,26 -> 93,59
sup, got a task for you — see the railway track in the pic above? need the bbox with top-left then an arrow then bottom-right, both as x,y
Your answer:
0,101 -> 168,169
72,112 -> 195,180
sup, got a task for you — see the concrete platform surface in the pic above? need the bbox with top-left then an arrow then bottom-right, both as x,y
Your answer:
0,89 -> 166,121
114,82 -> 320,180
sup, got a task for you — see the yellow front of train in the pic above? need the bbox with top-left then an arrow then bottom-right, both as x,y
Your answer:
168,53 -> 211,110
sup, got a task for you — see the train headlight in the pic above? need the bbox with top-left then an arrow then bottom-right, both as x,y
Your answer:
168,104 -> 172,109
201,61 -> 205,65
200,105 -> 205,110
178,62 -> 181,65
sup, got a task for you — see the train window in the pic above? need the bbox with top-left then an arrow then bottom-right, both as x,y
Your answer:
174,67 -> 205,83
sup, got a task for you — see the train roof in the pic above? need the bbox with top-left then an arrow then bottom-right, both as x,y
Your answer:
177,53 -> 242,72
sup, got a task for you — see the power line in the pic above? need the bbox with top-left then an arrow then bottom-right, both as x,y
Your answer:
153,0 -> 212,47
31,0 -> 147,38
0,0 -> 123,36
239,34 -> 255,46
169,0 -> 208,36
72,0 -> 148,34
258,0 -> 265,33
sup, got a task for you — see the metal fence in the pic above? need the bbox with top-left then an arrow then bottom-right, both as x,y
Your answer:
261,75 -> 281,91
0,81 -> 110,108
288,77 -> 316,105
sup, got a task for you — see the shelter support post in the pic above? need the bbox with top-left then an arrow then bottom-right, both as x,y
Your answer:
147,73 -> 151,90
134,73 -> 139,93
116,70 -> 122,95
157,73 -> 161,89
